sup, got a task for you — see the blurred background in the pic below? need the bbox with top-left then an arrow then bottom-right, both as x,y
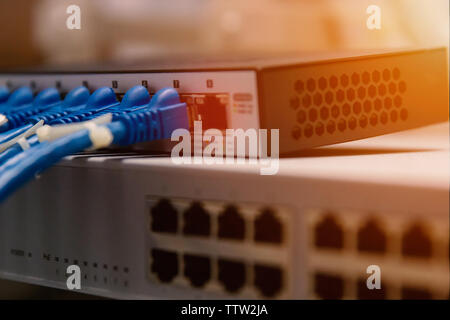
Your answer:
0,0 -> 447,299
0,0 -> 448,69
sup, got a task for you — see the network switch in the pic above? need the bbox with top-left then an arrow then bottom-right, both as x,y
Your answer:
0,122 -> 447,299
0,47 -> 447,154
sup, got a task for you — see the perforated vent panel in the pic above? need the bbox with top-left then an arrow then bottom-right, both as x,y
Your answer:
290,68 -> 408,140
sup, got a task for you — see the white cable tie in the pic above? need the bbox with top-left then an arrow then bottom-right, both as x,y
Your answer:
85,122 -> 114,150
0,114 -> 8,127
37,113 -> 113,142
0,120 -> 44,153
17,137 -> 30,151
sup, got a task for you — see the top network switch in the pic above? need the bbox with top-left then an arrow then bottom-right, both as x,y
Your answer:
0,47 -> 448,154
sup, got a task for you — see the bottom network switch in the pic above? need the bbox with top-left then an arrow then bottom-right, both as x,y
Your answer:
0,123 -> 448,299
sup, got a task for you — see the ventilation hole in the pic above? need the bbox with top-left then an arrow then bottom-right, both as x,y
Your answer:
370,113 -> 378,126
382,69 -> 391,81
338,119 -> 346,131
320,107 -> 329,120
351,73 -> 360,85
384,97 -> 392,109
331,105 -> 340,118
329,76 -> 338,88
389,82 -> 397,95
380,111 -> 388,124
401,286 -> 432,299
290,96 -> 300,109
315,122 -> 324,136
292,126 -> 302,140
314,273 -> 344,299
357,86 -> 366,99
359,115 -> 368,128
254,264 -> 283,298
151,249 -> 178,283
362,71 -> 370,84
307,79 -> 316,92
340,74 -> 349,87
402,223 -> 432,258
336,89 -> 345,102
399,81 -> 407,93
218,259 -> 246,293
254,208 -> 283,244
393,67 -> 401,80
378,83 -> 387,96
150,199 -> 178,233
363,100 -> 372,113
372,70 -> 380,82
390,110 -> 398,122
218,205 -> 245,240
325,91 -> 333,104
302,94 -> 312,107
400,108 -> 408,121
327,120 -> 336,134
304,124 -> 313,137
357,278 -> 387,299
353,102 -> 362,115
366,86 -> 375,99
314,214 -> 343,249
342,103 -> 351,116
357,219 -> 387,253
348,117 -> 357,130
313,93 -> 322,106
309,109 -> 318,122
394,95 -> 402,108
297,110 -> 306,124
183,254 -> 211,288
294,80 -> 304,94
374,98 -> 382,111
318,77 -> 327,90
346,88 -> 355,101
183,202 -> 211,236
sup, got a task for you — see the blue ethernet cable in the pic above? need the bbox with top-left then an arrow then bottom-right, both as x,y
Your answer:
0,87 -> 61,132
0,87 -> 188,202
0,86 -> 9,103
0,85 -> 151,165
0,86 -> 90,144
0,87 -> 89,152
0,86 -> 34,112
0,87 -> 36,142
47,85 -> 152,125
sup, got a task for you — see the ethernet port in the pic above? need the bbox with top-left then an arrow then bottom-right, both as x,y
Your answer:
254,264 -> 283,298
254,208 -> 283,244
182,202 -> 210,236
183,254 -> 211,288
402,222 -> 432,258
151,249 -> 178,283
196,94 -> 228,130
218,205 -> 245,240
218,258 -> 246,293
357,278 -> 387,299
357,218 -> 387,254
401,286 -> 432,299
314,272 -> 344,299
150,199 -> 178,233
314,213 -> 343,249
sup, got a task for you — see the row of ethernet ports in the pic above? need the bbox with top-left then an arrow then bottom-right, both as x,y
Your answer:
313,272 -> 446,299
149,199 -> 284,244
313,213 -> 448,260
149,249 -> 284,298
